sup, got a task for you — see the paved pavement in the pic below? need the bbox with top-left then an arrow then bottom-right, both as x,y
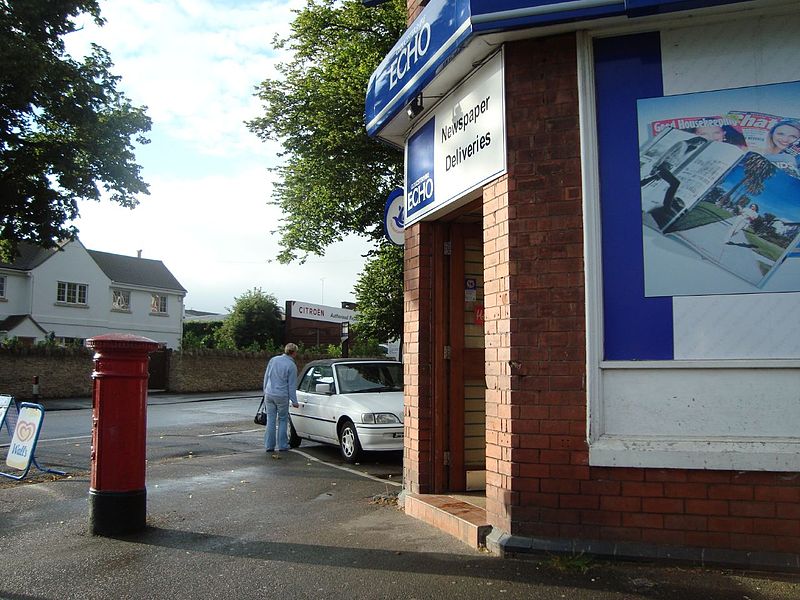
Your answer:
1,392 -> 798,599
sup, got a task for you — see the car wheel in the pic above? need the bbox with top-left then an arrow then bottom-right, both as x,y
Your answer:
289,419 -> 302,448
338,420 -> 362,463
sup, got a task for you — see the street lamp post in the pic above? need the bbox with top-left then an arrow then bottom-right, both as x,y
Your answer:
340,321 -> 349,358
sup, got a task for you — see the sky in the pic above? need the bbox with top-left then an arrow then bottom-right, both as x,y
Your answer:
64,0 -> 376,314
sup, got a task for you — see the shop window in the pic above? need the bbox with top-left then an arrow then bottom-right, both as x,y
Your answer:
588,27 -> 800,472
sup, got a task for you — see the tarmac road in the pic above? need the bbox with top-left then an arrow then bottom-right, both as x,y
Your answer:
2,392 -> 403,486
0,393 -> 798,599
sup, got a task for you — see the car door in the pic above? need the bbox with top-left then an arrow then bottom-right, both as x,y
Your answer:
294,365 -> 336,442
291,367 -> 316,439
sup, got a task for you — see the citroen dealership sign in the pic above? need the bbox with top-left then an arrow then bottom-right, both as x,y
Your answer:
405,50 -> 506,226
289,301 -> 357,325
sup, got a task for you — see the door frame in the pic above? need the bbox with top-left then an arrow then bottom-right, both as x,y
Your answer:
431,214 -> 483,493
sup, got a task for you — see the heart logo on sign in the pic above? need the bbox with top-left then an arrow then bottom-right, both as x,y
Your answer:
16,420 -> 35,442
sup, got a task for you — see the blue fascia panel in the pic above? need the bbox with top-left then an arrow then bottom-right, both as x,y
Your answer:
469,0 -> 753,33
366,0 -> 472,137
594,32 -> 674,360
624,0 -> 750,16
470,0 -> 624,33
366,0 -> 755,138
471,4 -> 626,34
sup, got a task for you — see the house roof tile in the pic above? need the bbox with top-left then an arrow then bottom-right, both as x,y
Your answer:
87,250 -> 186,293
0,241 -> 185,293
0,243 -> 58,270
0,314 -> 48,334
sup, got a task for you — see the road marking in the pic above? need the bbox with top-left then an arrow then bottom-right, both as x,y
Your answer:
3,427 -> 261,446
2,428 -> 260,447
291,448 -> 402,487
4,429 -> 403,489
1,434 -> 90,448
198,428 -> 263,438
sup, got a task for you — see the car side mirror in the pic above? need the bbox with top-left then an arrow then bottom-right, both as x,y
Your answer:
315,383 -> 334,394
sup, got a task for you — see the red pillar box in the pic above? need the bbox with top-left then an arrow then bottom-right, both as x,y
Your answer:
85,334 -> 160,536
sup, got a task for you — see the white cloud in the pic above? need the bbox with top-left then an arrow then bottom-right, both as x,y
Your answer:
67,0 -> 305,158
65,0 -> 379,314
76,166 -> 374,313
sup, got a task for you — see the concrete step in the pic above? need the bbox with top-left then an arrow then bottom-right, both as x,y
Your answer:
404,493 -> 491,549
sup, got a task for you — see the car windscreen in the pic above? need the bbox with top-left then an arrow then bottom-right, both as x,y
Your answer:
335,363 -> 403,394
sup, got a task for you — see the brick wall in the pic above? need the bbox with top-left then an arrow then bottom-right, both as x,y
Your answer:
1,349 -> 326,399
483,33 -> 587,534
168,350 -> 269,393
483,34 -> 800,556
168,351 -> 324,393
406,0 -> 426,23
0,347 -> 94,399
403,221 -> 435,493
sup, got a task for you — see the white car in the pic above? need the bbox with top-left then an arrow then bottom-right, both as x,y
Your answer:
288,359 -> 403,463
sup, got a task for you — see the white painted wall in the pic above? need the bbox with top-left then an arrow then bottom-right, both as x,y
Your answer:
2,242 -> 183,348
30,241 -> 110,340
102,285 -> 183,348
0,317 -> 43,340
0,270 -> 32,315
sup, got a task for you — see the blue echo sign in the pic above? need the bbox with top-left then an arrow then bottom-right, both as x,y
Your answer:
383,188 -> 406,246
365,0 -> 472,137
406,119 -> 437,223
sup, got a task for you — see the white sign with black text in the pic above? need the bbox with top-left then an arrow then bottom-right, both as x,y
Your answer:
405,50 -> 506,226
289,301 -> 358,325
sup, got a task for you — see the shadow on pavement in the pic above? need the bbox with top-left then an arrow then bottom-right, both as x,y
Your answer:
110,526 -> 785,600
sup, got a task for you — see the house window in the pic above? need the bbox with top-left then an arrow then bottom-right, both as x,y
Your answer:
112,289 -> 131,311
0,275 -> 5,299
57,281 -> 88,305
151,293 -> 167,314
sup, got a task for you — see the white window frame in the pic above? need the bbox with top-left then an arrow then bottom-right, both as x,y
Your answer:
150,293 -> 168,315
0,275 -> 5,299
55,336 -> 85,348
111,289 -> 131,312
56,281 -> 88,306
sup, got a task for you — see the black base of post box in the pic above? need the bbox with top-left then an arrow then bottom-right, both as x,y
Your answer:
89,488 -> 146,536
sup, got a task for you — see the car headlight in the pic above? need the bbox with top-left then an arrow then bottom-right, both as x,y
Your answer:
361,413 -> 401,424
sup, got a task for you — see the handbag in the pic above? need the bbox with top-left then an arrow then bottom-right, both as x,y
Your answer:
254,396 -> 267,426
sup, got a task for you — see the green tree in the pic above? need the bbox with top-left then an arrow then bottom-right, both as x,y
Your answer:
0,1 -> 151,261
181,320 -> 225,350
217,288 -> 283,351
352,243 -> 403,345
247,0 -> 406,263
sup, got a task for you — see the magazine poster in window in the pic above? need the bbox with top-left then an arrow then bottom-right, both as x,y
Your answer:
637,80 -> 800,298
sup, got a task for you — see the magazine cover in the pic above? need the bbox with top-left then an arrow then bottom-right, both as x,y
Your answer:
637,81 -> 800,296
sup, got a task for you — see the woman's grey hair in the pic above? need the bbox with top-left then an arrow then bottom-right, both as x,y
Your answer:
284,343 -> 298,355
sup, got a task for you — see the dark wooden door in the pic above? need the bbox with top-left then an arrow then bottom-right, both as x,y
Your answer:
433,219 -> 486,493
148,348 -> 170,390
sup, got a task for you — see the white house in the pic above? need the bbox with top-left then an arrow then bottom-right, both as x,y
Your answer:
0,240 -> 186,348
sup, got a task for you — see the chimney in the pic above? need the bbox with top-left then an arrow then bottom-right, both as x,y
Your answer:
137,249 -> 142,258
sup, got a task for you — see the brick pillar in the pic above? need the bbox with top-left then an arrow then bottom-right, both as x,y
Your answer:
403,221 -> 436,493
406,0 -> 427,23
403,0 -> 435,495
483,34 -> 586,536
